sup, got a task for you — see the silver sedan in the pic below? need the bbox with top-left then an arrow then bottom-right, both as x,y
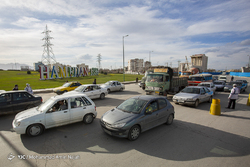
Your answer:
100,81 -> 125,93
173,86 -> 213,108
65,84 -> 108,100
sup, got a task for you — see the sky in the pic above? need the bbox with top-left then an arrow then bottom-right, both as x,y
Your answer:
0,0 -> 250,70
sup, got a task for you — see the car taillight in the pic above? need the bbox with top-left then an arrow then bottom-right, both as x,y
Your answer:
41,98 -> 43,102
95,106 -> 96,111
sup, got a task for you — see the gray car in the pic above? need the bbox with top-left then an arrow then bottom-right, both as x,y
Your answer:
100,95 -> 175,141
214,80 -> 226,91
173,86 -> 213,108
100,81 -> 125,93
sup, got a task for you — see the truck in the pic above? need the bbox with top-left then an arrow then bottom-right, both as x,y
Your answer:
145,67 -> 188,96
139,69 -> 154,90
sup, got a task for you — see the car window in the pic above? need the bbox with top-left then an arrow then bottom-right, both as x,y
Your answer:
117,82 -> 121,85
117,98 -> 147,114
12,92 -> 29,101
93,85 -> 100,90
0,93 -> 12,102
200,88 -> 205,94
204,87 -> 210,93
158,99 -> 167,109
81,96 -> 92,106
70,97 -> 85,108
48,99 -> 68,113
145,101 -> 158,113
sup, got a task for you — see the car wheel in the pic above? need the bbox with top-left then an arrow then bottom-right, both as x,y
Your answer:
120,88 -> 124,91
107,89 -> 111,94
128,125 -> 141,141
142,86 -> 145,90
26,124 -> 44,137
100,93 -> 105,99
208,96 -> 212,103
83,114 -> 94,124
194,100 -> 199,108
166,114 -> 174,125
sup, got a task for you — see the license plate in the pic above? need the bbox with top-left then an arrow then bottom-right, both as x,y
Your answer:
104,128 -> 112,135
178,100 -> 184,103
155,91 -> 159,94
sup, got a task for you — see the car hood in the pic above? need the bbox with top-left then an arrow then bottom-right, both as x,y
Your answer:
224,85 -> 233,88
15,107 -> 41,120
214,84 -> 224,87
174,92 -> 198,99
102,108 -> 137,124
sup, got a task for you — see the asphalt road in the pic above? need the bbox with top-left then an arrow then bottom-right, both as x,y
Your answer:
1,76 -> 250,167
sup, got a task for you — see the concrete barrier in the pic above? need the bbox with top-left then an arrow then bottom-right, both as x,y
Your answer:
210,99 -> 221,116
247,93 -> 250,106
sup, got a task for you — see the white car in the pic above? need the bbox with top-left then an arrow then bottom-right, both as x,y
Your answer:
65,84 -> 108,100
198,82 -> 216,95
218,75 -> 227,82
12,94 -> 97,137
100,81 -> 125,93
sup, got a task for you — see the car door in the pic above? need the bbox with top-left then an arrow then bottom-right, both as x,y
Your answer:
116,82 -> 122,91
69,97 -> 87,122
199,88 -> 207,103
12,92 -> 31,112
0,93 -> 13,113
93,85 -> 102,99
156,98 -> 170,124
45,99 -> 70,128
203,87 -> 211,101
142,100 -> 160,131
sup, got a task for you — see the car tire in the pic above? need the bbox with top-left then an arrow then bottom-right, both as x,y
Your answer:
142,86 -> 145,90
83,114 -> 94,124
107,89 -> 111,94
26,124 -> 44,137
128,125 -> 141,141
100,93 -> 105,99
120,88 -> 124,91
166,114 -> 174,125
194,100 -> 199,108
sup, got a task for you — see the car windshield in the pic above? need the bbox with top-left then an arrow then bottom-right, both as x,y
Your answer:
104,81 -> 113,85
220,77 -> 227,79
37,98 -> 55,112
62,83 -> 71,87
146,74 -> 163,82
75,85 -> 86,92
214,82 -> 223,84
117,98 -> 147,114
181,87 -> 200,94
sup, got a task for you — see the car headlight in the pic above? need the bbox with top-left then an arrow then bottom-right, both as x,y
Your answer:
111,123 -> 126,128
159,87 -> 163,91
14,120 -> 21,127
186,98 -> 195,101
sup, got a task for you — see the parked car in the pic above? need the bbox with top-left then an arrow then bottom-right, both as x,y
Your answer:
0,90 -> 42,115
224,81 -> 244,93
236,80 -> 248,89
100,81 -> 125,93
12,94 -> 97,136
218,75 -> 227,82
213,80 -> 226,91
198,82 -> 216,95
53,81 -> 82,95
100,95 -> 175,141
212,76 -> 219,81
64,84 -> 108,100
172,86 -> 213,108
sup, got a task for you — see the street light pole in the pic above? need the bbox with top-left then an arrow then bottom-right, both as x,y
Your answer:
123,35 -> 129,82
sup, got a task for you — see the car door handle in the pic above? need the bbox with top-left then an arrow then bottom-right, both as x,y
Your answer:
64,111 -> 68,113
83,107 -> 86,109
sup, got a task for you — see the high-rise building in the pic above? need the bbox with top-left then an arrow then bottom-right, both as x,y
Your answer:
128,58 -> 144,72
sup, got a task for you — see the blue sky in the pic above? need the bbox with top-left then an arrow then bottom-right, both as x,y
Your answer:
0,0 -> 250,70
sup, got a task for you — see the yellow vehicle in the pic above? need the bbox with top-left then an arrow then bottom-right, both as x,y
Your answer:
53,81 -> 82,95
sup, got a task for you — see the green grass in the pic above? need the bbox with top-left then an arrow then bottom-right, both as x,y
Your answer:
0,71 -> 143,91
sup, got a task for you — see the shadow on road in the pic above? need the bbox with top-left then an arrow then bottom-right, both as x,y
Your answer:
17,119 -> 250,161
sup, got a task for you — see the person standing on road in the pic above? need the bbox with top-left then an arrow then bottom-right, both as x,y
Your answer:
25,83 -> 33,94
93,79 -> 96,84
231,76 -> 234,81
13,84 -> 18,90
226,84 -> 239,109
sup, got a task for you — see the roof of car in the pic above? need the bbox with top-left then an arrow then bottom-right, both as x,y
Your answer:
0,90 -> 29,94
198,82 -> 213,84
78,84 -> 98,87
131,95 -> 167,101
50,93 -> 89,100
186,86 -> 206,89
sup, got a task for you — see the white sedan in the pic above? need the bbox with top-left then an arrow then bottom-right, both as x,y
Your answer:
100,81 -> 125,93
12,94 -> 97,136
198,82 -> 216,95
65,84 -> 108,100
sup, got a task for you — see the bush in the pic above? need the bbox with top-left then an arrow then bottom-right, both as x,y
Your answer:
27,71 -> 31,74
104,72 -> 107,75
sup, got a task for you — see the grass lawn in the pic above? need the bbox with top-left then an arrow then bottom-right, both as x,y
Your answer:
0,71 -> 143,91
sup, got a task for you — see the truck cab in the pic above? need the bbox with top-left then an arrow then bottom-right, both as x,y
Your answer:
145,73 -> 170,95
